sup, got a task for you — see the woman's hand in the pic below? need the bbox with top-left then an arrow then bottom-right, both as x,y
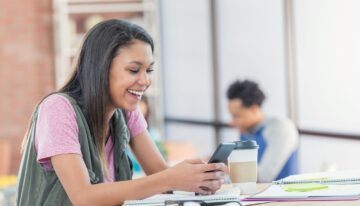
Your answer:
164,159 -> 227,195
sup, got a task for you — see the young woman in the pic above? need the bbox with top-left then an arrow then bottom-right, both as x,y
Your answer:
16,19 -> 226,206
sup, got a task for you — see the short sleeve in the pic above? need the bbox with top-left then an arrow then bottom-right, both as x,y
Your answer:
126,107 -> 148,138
35,94 -> 81,170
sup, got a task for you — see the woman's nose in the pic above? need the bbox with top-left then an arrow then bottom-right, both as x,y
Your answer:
139,72 -> 151,86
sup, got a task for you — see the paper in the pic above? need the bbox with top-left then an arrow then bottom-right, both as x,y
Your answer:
241,201 -> 271,206
123,186 -> 241,206
243,184 -> 360,201
280,170 -> 360,184
243,170 -> 360,202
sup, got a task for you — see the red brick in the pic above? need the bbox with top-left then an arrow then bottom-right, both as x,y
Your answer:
0,0 -> 55,174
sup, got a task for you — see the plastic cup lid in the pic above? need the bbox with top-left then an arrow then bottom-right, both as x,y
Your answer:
234,140 -> 259,149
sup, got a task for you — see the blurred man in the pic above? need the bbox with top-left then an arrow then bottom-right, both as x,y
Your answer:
227,80 -> 299,182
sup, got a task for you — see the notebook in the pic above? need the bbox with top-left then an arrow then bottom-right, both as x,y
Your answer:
242,170 -> 360,202
123,186 -> 241,206
272,175 -> 360,185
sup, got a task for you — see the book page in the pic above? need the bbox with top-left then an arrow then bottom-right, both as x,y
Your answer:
124,185 -> 241,205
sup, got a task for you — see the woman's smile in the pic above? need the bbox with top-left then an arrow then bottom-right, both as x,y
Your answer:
109,40 -> 154,111
127,89 -> 145,100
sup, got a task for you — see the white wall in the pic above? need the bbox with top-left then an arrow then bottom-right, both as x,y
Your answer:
300,135 -> 360,172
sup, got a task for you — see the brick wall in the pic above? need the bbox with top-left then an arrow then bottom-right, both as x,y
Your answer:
0,0 -> 55,174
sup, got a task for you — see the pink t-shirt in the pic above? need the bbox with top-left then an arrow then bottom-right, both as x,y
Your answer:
34,94 -> 147,182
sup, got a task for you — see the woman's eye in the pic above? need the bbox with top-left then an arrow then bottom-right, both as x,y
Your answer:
147,69 -> 154,74
130,69 -> 139,74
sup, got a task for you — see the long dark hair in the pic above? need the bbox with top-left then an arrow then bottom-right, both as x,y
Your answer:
59,19 -> 154,172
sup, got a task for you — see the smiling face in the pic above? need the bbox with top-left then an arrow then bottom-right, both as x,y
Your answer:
108,40 -> 154,112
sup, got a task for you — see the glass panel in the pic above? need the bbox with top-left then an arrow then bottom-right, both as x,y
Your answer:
160,0 -> 214,120
294,0 -> 360,134
300,134 -> 360,173
216,0 -> 288,123
220,128 -> 239,143
165,123 -> 216,159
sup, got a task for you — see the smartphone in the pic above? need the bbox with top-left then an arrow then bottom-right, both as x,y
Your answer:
208,142 -> 236,164
197,143 -> 236,194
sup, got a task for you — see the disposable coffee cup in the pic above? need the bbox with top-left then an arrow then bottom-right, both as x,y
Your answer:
228,140 -> 258,195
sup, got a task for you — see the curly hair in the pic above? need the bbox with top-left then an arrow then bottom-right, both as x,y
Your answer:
227,80 -> 266,107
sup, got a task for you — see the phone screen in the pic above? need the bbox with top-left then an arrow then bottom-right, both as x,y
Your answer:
208,142 -> 236,164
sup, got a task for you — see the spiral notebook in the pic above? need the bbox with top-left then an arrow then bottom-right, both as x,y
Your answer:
243,170 -> 360,202
123,186 -> 240,206
273,176 -> 360,185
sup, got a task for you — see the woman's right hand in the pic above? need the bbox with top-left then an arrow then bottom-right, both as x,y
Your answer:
164,159 -> 226,195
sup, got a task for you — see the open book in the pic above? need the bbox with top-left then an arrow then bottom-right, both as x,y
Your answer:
243,170 -> 360,202
123,186 -> 240,206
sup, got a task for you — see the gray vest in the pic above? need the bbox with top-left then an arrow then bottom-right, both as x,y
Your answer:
16,93 -> 132,205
